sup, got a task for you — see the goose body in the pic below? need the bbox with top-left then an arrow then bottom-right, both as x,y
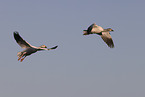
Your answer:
14,31 -> 58,62
83,23 -> 114,48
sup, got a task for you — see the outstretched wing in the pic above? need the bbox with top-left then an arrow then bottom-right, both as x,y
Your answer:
100,32 -> 114,48
13,31 -> 32,49
37,45 -> 58,51
91,25 -> 104,33
47,45 -> 58,50
87,23 -> 95,33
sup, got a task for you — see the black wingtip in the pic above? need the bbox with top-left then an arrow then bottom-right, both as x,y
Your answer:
51,45 -> 58,49
13,31 -> 20,37
13,31 -> 19,38
13,31 -> 22,43
108,42 -> 114,48
13,31 -> 19,34
109,45 -> 114,48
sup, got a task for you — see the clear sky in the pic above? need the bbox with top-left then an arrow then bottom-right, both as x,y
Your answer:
0,0 -> 145,97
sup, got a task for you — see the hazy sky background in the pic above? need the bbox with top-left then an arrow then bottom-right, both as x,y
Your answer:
0,0 -> 145,97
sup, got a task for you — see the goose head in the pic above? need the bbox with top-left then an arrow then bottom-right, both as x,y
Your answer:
105,28 -> 114,32
40,45 -> 47,48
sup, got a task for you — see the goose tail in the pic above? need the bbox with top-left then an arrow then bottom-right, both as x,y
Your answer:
83,30 -> 89,35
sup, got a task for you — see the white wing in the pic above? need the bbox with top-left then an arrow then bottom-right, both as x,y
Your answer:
13,31 -> 33,49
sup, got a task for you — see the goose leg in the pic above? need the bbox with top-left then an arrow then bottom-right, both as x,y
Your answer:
18,55 -> 23,61
18,52 -> 26,61
20,56 -> 26,62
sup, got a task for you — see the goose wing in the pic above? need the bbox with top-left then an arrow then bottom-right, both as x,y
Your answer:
37,45 -> 58,51
47,45 -> 58,50
100,32 -> 114,48
91,24 -> 104,33
87,23 -> 95,33
13,31 -> 32,49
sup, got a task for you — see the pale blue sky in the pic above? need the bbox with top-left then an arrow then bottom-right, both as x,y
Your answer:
0,0 -> 145,97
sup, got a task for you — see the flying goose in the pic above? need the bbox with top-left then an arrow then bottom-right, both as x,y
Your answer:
13,31 -> 58,62
83,23 -> 114,48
